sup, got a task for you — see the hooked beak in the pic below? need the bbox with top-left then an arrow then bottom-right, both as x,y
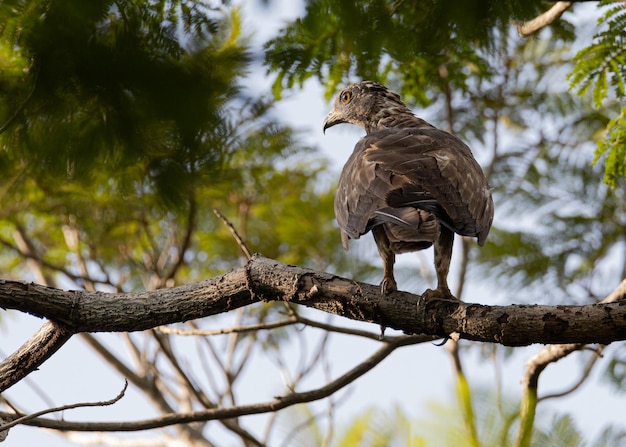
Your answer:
322,110 -> 343,134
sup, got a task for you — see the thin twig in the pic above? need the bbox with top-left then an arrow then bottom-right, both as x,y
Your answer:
515,280 -> 626,447
602,279 -> 626,303
295,314 -> 436,343
320,345 -> 335,447
213,208 -> 253,261
165,193 -> 197,282
0,381 -> 128,432
0,336 -> 423,432
151,330 -> 264,446
538,346 -> 604,402
156,317 -> 297,336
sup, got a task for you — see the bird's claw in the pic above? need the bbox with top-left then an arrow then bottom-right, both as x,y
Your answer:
432,336 -> 450,347
380,277 -> 397,295
417,287 -> 457,305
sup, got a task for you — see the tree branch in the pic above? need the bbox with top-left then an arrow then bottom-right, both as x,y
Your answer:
514,279 -> 626,447
0,321 -> 74,392
0,381 -> 128,432
2,255 -> 625,347
0,335 -> 420,432
515,2 -> 572,37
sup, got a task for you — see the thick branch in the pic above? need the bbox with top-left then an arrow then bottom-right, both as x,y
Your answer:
0,321 -> 74,392
514,280 -> 625,447
1,255 -> 626,347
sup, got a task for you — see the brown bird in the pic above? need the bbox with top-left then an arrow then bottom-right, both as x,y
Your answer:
323,81 -> 494,300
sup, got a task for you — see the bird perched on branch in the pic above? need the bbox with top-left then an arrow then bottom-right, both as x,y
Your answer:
323,81 -> 494,300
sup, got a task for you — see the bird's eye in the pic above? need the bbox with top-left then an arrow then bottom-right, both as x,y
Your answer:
340,91 -> 352,103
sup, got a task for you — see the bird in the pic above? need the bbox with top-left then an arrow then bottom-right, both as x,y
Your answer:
323,81 -> 494,300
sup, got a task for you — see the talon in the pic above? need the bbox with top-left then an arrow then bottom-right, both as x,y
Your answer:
419,287 -> 457,303
379,325 -> 386,340
432,336 -> 450,346
380,277 -> 397,295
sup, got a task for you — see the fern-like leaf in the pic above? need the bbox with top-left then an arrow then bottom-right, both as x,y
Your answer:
569,0 -> 626,185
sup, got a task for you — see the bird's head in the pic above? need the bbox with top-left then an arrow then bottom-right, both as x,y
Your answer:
323,81 -> 411,134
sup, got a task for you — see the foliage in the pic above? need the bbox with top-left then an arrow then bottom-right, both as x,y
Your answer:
0,0 -> 247,203
267,0 -> 625,303
1,0 -> 626,446
0,0 -> 351,290
569,0 -> 626,186
263,1 -> 626,445
328,388 -> 626,447
0,3 -> 366,445
264,0 -> 574,101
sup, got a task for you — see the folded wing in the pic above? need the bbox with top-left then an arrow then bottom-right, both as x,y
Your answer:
334,127 -> 493,250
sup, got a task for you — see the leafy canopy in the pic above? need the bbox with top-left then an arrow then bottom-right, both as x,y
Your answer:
569,0 -> 626,186
0,0 -> 247,203
0,0 -> 350,290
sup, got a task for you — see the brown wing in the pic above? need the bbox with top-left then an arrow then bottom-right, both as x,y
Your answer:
334,127 -> 493,248
334,133 -> 439,250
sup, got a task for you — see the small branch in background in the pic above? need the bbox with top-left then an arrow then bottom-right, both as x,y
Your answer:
515,279 -> 625,447
602,278 -> 626,303
515,2 -> 573,37
0,321 -> 74,393
164,193 -> 197,283
0,380 -> 128,433
213,208 -> 253,261
515,343 -> 583,447
539,345 -> 604,402
157,317 -> 298,336
447,339 -> 480,447
0,336 -> 422,432
12,224 -> 54,287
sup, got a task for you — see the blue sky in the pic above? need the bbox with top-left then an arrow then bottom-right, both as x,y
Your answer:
3,1 -> 624,446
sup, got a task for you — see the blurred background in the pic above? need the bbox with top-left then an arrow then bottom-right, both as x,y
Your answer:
1,0 -> 625,445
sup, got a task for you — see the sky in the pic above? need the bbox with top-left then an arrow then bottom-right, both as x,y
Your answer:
2,1 -> 625,446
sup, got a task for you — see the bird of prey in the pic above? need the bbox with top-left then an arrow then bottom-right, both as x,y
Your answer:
323,81 -> 494,300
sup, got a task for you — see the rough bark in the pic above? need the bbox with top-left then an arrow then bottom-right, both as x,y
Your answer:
0,321 -> 73,392
1,255 -> 625,345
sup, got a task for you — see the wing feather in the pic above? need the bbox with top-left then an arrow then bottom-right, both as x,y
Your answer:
334,126 -> 494,249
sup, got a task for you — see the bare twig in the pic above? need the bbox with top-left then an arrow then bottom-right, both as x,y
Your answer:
602,279 -> 626,303
0,335 -> 422,432
295,314 -> 437,343
12,223 -> 54,287
0,235 -> 113,289
321,345 -> 335,447
62,216 -> 96,292
164,194 -> 197,283
213,208 -> 253,261
157,317 -> 298,336
515,343 -> 583,447
151,330 -> 264,446
515,279 -> 626,447
538,346 -> 604,401
515,2 -> 573,37
0,380 -> 128,432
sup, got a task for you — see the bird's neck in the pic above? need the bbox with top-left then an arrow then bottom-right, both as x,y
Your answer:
367,107 -> 434,133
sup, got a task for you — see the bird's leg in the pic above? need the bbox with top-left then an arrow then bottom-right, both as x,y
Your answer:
372,225 -> 397,295
421,226 -> 456,302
